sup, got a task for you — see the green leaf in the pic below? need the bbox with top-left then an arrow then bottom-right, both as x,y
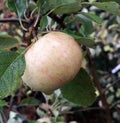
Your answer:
39,0 -> 82,15
61,68 -> 96,107
92,2 -> 120,16
71,33 -> 95,48
37,0 -> 49,14
63,30 -> 95,48
37,0 -> 42,13
46,0 -> 81,14
77,14 -> 94,35
0,100 -> 7,107
29,121 -> 39,123
20,97 -> 40,106
6,0 -> 28,17
100,0 -> 120,4
80,12 -> 103,24
48,0 -> 77,8
0,34 -> 20,50
54,2 -> 82,14
64,14 -> 94,36
0,51 -> 25,99
37,0 -> 43,8
76,37 -> 95,48
40,16 -> 48,30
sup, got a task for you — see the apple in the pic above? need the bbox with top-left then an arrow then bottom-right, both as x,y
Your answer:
22,31 -> 82,94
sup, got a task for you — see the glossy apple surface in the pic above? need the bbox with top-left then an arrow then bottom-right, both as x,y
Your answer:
22,31 -> 82,94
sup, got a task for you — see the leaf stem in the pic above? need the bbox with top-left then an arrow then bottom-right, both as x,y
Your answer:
19,18 -> 28,31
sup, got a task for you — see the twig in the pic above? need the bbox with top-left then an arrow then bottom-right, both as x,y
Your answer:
0,110 -> 7,123
0,18 -> 29,24
76,107 -> 104,112
103,78 -> 120,93
110,100 -> 120,109
60,107 -> 103,115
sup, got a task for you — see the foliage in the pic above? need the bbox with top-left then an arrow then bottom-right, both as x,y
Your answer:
61,68 -> 96,106
0,34 -> 20,50
0,0 -> 120,122
0,51 -> 25,99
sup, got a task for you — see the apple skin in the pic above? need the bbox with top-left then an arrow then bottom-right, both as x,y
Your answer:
22,31 -> 82,94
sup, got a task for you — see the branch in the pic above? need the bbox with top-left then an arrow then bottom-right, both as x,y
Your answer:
86,48 -> 112,123
72,107 -> 104,113
103,78 -> 120,93
0,18 -> 29,24
60,107 -> 104,115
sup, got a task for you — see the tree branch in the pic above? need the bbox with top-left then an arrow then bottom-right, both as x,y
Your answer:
86,48 -> 112,123
60,107 -> 104,115
103,78 -> 120,93
0,18 -> 29,24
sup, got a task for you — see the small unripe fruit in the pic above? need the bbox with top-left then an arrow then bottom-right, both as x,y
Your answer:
22,31 -> 82,94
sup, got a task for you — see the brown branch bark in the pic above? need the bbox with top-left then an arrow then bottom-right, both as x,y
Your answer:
0,18 -> 29,24
86,49 -> 112,123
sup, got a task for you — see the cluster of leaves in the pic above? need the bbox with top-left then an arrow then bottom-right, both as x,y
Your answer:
0,0 -> 120,122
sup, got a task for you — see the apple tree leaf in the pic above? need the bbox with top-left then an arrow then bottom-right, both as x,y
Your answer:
100,0 -> 120,4
61,68 -> 96,107
64,14 -> 94,35
40,16 -> 48,31
75,37 -> 95,48
80,12 -> 103,24
63,30 -> 95,48
77,14 -> 94,35
0,51 -> 25,99
54,2 -> 82,14
41,0 -> 82,15
0,100 -> 7,107
20,97 -> 40,106
0,34 -> 20,50
92,2 -> 120,16
6,0 -> 28,17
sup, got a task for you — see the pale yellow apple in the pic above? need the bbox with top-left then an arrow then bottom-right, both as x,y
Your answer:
22,31 -> 82,94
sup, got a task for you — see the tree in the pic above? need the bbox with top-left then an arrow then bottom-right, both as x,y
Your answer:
0,0 -> 120,123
